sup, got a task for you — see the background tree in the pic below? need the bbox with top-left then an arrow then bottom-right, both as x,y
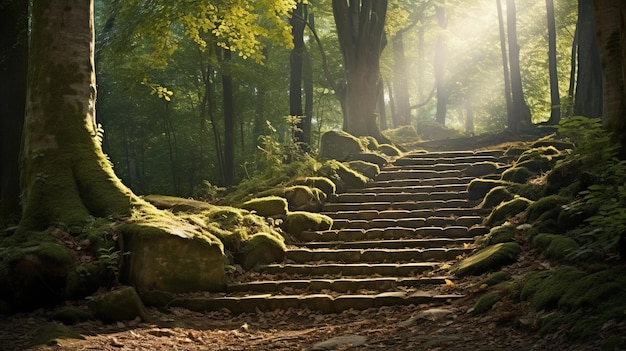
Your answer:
574,0 -> 602,118
506,0 -> 533,131
332,0 -> 389,141
0,0 -> 28,225
545,0 -> 560,124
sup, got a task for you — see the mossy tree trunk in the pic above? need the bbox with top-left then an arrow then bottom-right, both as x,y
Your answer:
20,0 -> 137,232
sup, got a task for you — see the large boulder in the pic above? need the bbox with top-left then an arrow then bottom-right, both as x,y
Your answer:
119,211 -> 226,295
240,196 -> 288,217
238,233 -> 286,270
320,131 -> 365,161
452,242 -> 521,277
284,211 -> 333,237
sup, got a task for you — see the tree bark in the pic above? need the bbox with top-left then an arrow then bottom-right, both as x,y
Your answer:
332,0 -> 389,142
546,0 -> 561,125
575,0 -> 603,118
434,3 -> 448,126
592,0 -> 626,145
221,49 -> 235,186
496,0 -> 513,129
290,2 -> 307,145
20,0 -> 137,231
0,0 -> 28,224
506,0 -> 533,131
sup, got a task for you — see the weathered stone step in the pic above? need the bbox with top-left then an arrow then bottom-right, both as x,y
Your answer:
227,276 -> 451,293
360,184 -> 469,193
170,292 -> 465,314
384,162 -> 507,172
286,247 -> 470,263
321,208 -> 486,220
334,191 -> 469,203
257,262 -> 440,276
301,237 -> 474,249
330,215 -> 483,230
377,169 -> 465,181
297,225 -> 489,242
367,177 -> 475,188
322,199 -> 475,212
403,149 -> 506,158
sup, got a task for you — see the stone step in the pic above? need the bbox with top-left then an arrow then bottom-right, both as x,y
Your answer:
377,169 -> 465,181
367,177 -> 476,187
170,292 -> 465,314
285,247 -> 470,263
301,237 -> 474,249
330,216 -> 483,230
322,199 -> 475,212
227,276 -> 452,293
257,262 -> 440,276
321,208 -> 487,220
334,191 -> 469,203
296,225 -> 489,242
360,184 -> 469,193
395,155 -> 503,165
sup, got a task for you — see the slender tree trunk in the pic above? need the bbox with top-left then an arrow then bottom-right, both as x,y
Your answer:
392,31 -> 411,127
434,3 -> 448,126
546,0 -> 561,124
496,0 -> 514,129
221,49 -> 235,186
303,13 -> 314,148
0,0 -> 28,224
507,0 -> 533,131
20,0 -> 137,231
575,0 -> 603,118
332,0 -> 389,142
290,2 -> 306,145
567,22 -> 578,118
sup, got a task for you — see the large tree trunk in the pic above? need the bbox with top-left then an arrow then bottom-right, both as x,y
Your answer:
20,0 -> 136,231
506,0 -> 533,131
332,0 -> 389,142
392,31 -> 411,127
592,0 -> 626,149
575,0 -> 603,118
496,0 -> 514,130
290,2 -> 306,144
545,0 -> 561,125
434,3 -> 448,126
0,0 -> 28,224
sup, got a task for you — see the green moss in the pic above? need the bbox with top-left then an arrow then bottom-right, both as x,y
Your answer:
531,139 -> 575,151
519,270 -> 552,301
516,157 -> 553,174
487,197 -> 532,226
467,179 -> 511,200
378,144 -> 402,157
240,196 -> 288,217
483,271 -> 511,286
290,177 -> 336,197
480,186 -> 514,208
517,146 -> 560,163
472,291 -> 501,314
526,195 -> 570,223
319,131 -> 365,161
51,306 -> 93,325
532,233 -> 579,261
346,160 -> 380,179
352,152 -> 389,167
488,225 -> 517,245
452,242 -> 521,277
318,160 -> 369,192
142,195 -> 214,213
500,166 -> 534,183
527,266 -> 585,310
284,211 -> 333,236
239,233 -> 286,270
558,267 -> 626,311
382,125 -> 419,144
361,136 -> 380,150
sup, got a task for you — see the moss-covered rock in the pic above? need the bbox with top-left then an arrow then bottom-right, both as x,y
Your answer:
483,271 -> 512,286
526,195 -> 570,224
284,211 -> 333,237
238,233 -> 286,270
480,186 -> 514,208
487,224 -> 517,245
346,160 -> 380,179
352,152 -> 389,167
464,162 -> 500,178
378,143 -> 402,157
452,242 -> 521,277
516,157 -> 553,174
500,166 -> 534,183
517,146 -> 561,163
143,195 -> 214,213
486,197 -> 532,226
532,233 -> 579,261
50,306 -> 93,325
467,179 -> 510,200
521,266 -> 585,310
89,286 -> 149,323
362,136 -> 380,150
119,210 -> 226,294
241,196 -> 288,217
531,139 -> 575,151
318,160 -> 369,192
290,177 -> 336,197
319,131 -> 365,161
382,125 -> 419,144
472,291 -> 501,314
542,159 -> 585,195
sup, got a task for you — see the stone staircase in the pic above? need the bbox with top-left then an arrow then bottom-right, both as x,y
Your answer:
172,150 -> 513,314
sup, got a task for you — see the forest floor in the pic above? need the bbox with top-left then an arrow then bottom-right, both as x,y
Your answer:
0,130 -> 617,351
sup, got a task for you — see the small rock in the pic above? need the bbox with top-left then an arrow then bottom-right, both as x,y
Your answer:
309,335 -> 367,350
399,308 -> 455,326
